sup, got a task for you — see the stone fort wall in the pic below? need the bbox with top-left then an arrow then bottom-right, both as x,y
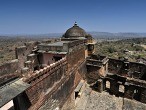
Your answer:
17,40 -> 87,110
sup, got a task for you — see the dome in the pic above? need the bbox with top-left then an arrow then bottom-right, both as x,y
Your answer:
63,22 -> 87,38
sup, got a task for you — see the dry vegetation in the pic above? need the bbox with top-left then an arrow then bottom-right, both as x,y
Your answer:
95,38 -> 146,62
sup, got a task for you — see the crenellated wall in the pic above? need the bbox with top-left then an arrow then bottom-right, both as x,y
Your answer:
19,53 -> 86,110
21,57 -> 67,109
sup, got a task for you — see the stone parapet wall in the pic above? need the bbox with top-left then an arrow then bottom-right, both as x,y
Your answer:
37,58 -> 86,110
38,44 -> 63,52
23,56 -> 85,110
23,57 -> 67,105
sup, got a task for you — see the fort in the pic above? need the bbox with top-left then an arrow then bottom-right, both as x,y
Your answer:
0,23 -> 146,110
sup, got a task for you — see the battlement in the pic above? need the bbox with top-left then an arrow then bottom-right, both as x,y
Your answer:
23,57 -> 67,83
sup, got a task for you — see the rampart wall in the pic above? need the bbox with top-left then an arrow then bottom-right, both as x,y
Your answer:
20,50 -> 86,110
23,57 -> 67,106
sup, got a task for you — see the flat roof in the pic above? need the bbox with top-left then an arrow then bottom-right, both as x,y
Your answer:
0,79 -> 30,107
37,50 -> 67,54
47,41 -> 70,46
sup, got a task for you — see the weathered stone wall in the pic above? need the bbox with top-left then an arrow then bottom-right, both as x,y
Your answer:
128,62 -> 146,78
27,54 -> 39,69
86,65 -> 101,83
61,61 -> 87,110
38,44 -> 63,52
0,59 -> 19,75
22,58 -> 67,109
96,73 -> 146,104
22,39 -> 87,109
39,53 -> 65,66
0,39 -> 87,110
0,59 -> 19,85
38,71 -> 75,110
67,42 -> 85,72
24,58 -> 66,99
37,60 -> 86,110
15,41 -> 38,68
86,55 -> 108,83
108,58 -> 146,79
108,58 -> 124,74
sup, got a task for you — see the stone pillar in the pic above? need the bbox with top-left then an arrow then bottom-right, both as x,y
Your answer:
13,92 -> 31,110
140,89 -> 146,103
97,79 -> 105,92
124,84 -> 134,99
110,80 -> 119,96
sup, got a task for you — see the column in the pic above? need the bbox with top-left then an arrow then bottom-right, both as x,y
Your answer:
97,78 -> 105,92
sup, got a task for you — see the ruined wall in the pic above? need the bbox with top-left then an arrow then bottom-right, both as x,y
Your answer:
0,59 -> 19,76
86,65 -> 101,83
128,62 -> 146,79
86,56 -> 108,83
25,54 -> 39,71
96,73 -> 146,104
108,58 -> 146,79
108,58 -> 124,74
15,41 -> 38,68
0,59 -> 19,85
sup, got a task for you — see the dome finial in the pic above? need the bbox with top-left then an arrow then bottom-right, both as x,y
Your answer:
74,21 -> 77,26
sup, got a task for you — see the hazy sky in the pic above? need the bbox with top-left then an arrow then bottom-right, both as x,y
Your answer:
0,0 -> 146,34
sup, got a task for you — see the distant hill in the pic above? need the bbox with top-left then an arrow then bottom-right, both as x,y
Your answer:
1,32 -> 146,39
88,32 -> 146,39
